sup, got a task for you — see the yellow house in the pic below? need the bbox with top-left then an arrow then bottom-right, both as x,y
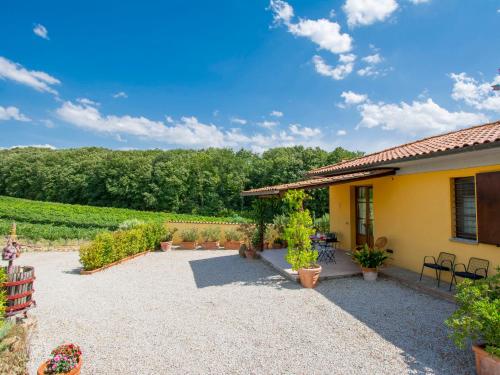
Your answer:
242,121 -> 500,281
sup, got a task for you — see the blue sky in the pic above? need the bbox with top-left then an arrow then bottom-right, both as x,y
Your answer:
1,0 -> 499,153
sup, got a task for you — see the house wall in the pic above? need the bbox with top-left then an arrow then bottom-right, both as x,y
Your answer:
329,164 -> 500,279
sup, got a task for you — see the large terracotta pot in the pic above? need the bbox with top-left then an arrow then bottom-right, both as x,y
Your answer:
38,357 -> 82,375
180,241 -> 197,250
202,241 -> 220,250
472,344 -> 500,375
361,267 -> 378,281
298,266 -> 322,288
160,241 -> 173,251
224,240 -> 242,250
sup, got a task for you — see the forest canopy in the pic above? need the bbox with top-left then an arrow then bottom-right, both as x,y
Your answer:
0,146 -> 362,218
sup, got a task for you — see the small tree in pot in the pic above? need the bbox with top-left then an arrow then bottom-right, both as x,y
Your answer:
160,227 -> 177,251
445,270 -> 499,375
349,244 -> 388,281
224,230 -> 242,250
283,190 -> 318,288
180,228 -> 198,250
201,227 -> 221,250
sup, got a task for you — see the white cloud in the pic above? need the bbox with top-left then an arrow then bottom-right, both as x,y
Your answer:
343,0 -> 398,27
77,98 -> 99,106
230,117 -> 247,125
113,91 -> 128,99
0,106 -> 30,122
341,91 -> 368,105
409,0 -> 430,4
8,144 -> 55,150
269,0 -> 294,24
357,98 -> 488,136
165,116 -> 174,123
362,53 -> 382,64
33,24 -> 49,40
450,72 -> 500,112
0,56 -> 60,94
289,124 -> 321,138
337,129 -> 347,136
312,54 -> 355,80
270,110 -> 283,117
270,1 -> 352,55
258,120 -> 279,128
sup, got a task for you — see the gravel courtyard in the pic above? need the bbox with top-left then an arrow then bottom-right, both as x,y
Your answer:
25,250 -> 473,375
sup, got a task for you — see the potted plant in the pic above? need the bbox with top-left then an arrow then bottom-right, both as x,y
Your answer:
180,228 -> 198,250
160,227 -> 177,251
245,228 -> 261,259
224,229 -> 242,250
264,225 -> 278,249
349,244 -> 389,281
201,227 -> 221,250
283,190 -> 319,288
445,270 -> 499,375
272,214 -> 289,248
37,343 -> 82,375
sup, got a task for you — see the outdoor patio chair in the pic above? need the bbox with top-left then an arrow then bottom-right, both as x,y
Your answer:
419,252 -> 456,288
317,233 -> 337,264
449,257 -> 489,291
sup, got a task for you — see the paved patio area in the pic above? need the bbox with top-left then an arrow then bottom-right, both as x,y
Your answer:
20,250 -> 472,374
261,248 -> 361,281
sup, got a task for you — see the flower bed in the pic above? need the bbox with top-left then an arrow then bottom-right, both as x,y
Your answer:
79,223 -> 166,272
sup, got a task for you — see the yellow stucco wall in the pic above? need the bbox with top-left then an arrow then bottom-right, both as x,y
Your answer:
329,164 -> 500,279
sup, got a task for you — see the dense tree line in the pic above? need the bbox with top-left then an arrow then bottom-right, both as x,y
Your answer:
0,146 -> 362,218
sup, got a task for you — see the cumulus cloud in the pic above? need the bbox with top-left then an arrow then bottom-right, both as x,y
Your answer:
337,129 -> 347,136
409,0 -> 430,4
0,56 -> 60,94
33,24 -> 49,39
362,53 -> 382,64
258,120 -> 279,128
341,91 -> 368,105
7,144 -> 55,150
270,110 -> 284,117
313,54 -> 356,80
450,72 -> 500,112
269,1 -> 352,54
0,106 -> 30,122
113,91 -> 128,99
289,124 -> 321,138
230,117 -> 247,125
357,98 -> 488,136
343,0 -> 398,27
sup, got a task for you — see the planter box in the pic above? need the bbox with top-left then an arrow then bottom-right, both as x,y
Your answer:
224,240 -> 242,250
472,344 -> 500,375
180,241 -> 197,250
202,241 -> 219,250
80,251 -> 149,275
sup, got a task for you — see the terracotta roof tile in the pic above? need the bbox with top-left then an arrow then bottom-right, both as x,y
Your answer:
309,121 -> 500,176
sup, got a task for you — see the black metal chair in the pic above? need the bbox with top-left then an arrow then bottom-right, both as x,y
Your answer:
317,233 -> 338,264
449,257 -> 489,291
419,252 -> 456,287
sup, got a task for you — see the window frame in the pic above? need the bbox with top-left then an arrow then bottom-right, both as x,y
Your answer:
452,176 -> 477,241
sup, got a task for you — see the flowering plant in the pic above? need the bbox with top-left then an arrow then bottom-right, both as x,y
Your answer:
44,344 -> 81,374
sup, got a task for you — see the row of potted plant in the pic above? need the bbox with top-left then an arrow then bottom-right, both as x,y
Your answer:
159,227 -> 244,250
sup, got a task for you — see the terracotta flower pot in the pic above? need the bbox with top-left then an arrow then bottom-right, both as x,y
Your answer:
245,249 -> 256,259
298,265 -> 322,288
224,240 -> 242,250
38,357 -> 82,375
472,344 -> 500,375
160,241 -> 173,251
180,241 -> 197,250
202,241 -> 220,250
361,267 -> 378,281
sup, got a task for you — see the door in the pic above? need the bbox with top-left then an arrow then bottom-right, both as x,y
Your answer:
355,186 -> 374,247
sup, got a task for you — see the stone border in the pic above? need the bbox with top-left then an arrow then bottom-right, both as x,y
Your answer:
80,250 -> 150,275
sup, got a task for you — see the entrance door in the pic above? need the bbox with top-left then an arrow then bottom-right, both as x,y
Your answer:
355,186 -> 374,247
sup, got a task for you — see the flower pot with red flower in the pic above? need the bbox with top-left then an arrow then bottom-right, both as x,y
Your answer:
37,343 -> 82,375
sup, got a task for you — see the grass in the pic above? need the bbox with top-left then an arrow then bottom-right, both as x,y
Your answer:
0,195 -> 248,241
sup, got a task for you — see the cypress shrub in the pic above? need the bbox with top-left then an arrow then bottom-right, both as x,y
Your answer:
79,223 -> 166,271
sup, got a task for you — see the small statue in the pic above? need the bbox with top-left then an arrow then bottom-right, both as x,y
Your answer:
3,223 -> 20,273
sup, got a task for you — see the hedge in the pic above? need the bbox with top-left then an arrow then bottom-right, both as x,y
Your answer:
79,223 -> 167,271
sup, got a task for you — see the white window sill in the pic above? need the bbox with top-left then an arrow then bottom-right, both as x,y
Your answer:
449,237 -> 478,245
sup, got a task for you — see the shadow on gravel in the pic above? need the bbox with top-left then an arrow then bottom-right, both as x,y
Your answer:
189,254 -> 299,290
62,267 -> 82,275
314,278 -> 473,375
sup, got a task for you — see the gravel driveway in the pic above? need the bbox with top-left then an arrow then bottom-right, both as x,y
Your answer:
22,250 -> 473,375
